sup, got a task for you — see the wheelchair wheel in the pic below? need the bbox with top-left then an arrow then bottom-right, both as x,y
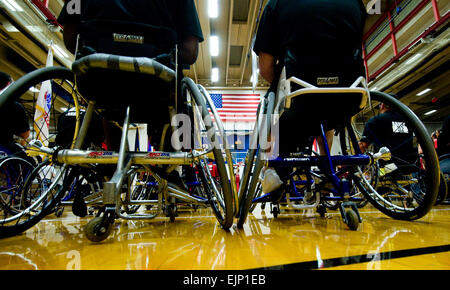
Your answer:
339,130 -> 378,209
0,157 -> 35,216
237,96 -> 271,228
0,160 -> 74,238
0,66 -> 80,150
346,91 -> 439,221
182,78 -> 234,229
123,169 -> 156,215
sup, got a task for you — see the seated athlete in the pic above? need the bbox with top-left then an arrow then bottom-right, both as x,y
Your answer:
359,101 -> 418,172
58,0 -> 203,65
58,0 -> 203,145
253,0 -> 367,193
58,0 -> 204,186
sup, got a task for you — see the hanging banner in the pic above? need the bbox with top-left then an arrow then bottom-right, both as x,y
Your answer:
34,43 -> 54,146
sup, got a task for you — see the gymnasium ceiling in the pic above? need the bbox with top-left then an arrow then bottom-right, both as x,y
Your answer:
0,0 -> 448,124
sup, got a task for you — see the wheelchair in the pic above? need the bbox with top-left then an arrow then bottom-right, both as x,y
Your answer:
237,67 -> 440,231
0,22 -> 237,242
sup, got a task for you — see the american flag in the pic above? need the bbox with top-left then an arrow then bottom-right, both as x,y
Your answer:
208,93 -> 261,123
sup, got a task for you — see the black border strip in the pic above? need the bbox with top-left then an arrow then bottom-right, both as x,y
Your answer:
252,244 -> 450,270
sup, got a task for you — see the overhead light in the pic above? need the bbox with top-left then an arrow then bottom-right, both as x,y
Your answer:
53,44 -> 69,58
211,67 -> 219,83
1,0 -> 23,12
416,88 -> 431,96
210,36 -> 219,56
405,53 -> 422,65
424,109 -> 437,116
208,0 -> 218,18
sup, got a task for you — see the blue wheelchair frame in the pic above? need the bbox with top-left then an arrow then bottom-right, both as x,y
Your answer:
237,74 -> 386,229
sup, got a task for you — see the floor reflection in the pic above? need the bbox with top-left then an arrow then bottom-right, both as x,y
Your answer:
0,205 -> 449,269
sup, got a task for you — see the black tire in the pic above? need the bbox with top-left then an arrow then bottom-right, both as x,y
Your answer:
237,93 -> 274,228
345,209 -> 359,231
237,149 -> 264,228
182,78 -> 234,229
0,66 -> 79,149
0,157 -> 35,216
0,164 -> 75,238
348,91 -> 439,220
84,216 -> 113,243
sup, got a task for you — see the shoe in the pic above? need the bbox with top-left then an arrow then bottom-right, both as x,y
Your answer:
261,168 -> 283,194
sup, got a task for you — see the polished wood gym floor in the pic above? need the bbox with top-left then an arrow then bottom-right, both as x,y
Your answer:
0,203 -> 449,270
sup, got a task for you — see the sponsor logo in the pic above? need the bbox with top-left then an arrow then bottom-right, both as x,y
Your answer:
147,152 -> 170,158
113,33 -> 144,44
87,152 -> 114,158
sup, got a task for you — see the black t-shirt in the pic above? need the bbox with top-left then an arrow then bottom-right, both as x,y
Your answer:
253,0 -> 366,83
0,101 -> 29,144
363,110 -> 418,164
58,0 -> 204,44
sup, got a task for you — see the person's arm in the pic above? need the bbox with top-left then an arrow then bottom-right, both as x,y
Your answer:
17,130 -> 30,146
62,22 -> 78,54
58,1 -> 81,54
179,35 -> 199,65
258,52 -> 276,84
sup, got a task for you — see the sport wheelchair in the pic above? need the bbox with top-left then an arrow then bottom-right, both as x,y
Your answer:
237,68 -> 440,230
0,25 -> 237,242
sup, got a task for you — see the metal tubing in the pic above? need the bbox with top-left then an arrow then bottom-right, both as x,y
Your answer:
56,150 -> 193,165
74,101 -> 95,149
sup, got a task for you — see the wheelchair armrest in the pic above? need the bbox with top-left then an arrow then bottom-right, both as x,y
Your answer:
72,53 -> 176,83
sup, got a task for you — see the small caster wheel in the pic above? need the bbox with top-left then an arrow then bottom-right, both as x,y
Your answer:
55,206 -> 64,218
85,216 -> 113,242
317,205 -> 327,217
345,209 -> 359,231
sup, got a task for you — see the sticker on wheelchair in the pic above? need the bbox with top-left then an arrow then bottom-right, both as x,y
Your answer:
147,152 -> 170,159
87,152 -> 114,158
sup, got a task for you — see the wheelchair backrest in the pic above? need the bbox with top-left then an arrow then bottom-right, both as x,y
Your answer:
72,20 -> 178,123
273,66 -> 369,132
76,20 -> 177,62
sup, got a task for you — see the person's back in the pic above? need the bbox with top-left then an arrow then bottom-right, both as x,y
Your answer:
58,0 -> 203,64
254,0 -> 366,86
58,0 -> 203,150
253,0 -> 367,156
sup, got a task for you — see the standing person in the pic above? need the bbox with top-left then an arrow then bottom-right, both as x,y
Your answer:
0,72 -> 31,160
252,0 -> 367,193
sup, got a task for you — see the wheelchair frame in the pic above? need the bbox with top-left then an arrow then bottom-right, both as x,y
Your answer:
237,70 -> 439,230
0,50 -> 238,241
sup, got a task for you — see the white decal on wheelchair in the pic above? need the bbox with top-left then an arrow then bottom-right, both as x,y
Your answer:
392,121 -> 408,133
